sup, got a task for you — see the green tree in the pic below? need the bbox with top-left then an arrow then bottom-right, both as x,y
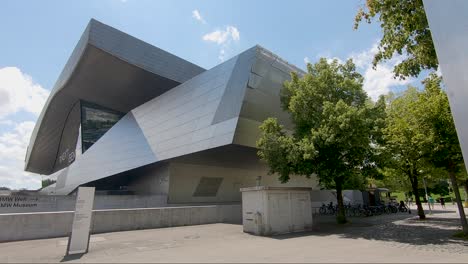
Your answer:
380,167 -> 412,194
41,178 -> 56,188
355,0 -> 468,232
257,59 -> 385,224
419,73 -> 467,233
354,0 -> 437,79
383,87 -> 432,219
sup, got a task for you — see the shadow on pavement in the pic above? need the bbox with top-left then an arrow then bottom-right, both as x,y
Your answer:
60,253 -> 85,262
271,212 -> 467,250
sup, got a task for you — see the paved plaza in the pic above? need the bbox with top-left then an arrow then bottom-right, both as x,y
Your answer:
1,206 -> 467,263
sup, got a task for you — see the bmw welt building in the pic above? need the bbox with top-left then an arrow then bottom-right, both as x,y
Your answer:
26,19 -> 317,204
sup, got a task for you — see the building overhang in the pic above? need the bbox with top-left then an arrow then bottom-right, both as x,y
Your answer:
25,19 -> 205,175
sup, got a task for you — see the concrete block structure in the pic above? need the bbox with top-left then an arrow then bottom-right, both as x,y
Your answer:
241,187 -> 313,235
25,19 -> 318,203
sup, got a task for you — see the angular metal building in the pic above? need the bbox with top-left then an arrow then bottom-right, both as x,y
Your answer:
26,19 -> 317,202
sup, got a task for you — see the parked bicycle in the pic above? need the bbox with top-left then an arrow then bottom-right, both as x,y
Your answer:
319,202 -> 336,215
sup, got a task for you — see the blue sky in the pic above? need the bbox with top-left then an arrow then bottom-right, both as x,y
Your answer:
0,0 -> 420,189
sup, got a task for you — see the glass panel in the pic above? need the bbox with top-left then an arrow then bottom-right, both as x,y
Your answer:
81,101 -> 124,153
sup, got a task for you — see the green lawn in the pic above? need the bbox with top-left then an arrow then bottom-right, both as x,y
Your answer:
391,188 -> 467,203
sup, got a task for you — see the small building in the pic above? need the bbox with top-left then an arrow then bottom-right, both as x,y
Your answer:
241,187 -> 313,236
362,188 -> 391,206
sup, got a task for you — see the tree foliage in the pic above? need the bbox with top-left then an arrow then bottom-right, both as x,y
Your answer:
354,0 -> 438,78
257,59 -> 385,223
418,73 -> 468,233
383,87 -> 432,219
419,74 -> 464,172
41,179 -> 56,188
383,75 -> 467,228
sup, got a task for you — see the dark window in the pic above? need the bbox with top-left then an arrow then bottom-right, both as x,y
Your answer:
193,177 -> 224,197
80,101 -> 124,153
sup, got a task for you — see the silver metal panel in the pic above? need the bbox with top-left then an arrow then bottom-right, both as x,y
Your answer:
212,47 -> 257,124
25,23 -> 91,174
26,19 -> 205,175
56,112 -> 156,194
54,167 -> 69,190
132,55 -> 240,160
88,19 -> 204,83
233,46 -> 302,147
424,0 -> 468,173
46,43 -> 305,194
55,53 -> 241,194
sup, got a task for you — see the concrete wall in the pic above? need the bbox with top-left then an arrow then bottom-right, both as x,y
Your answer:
241,187 -> 313,236
310,190 -> 364,210
128,163 -> 170,195
168,162 -> 318,204
310,190 -> 337,209
0,195 -> 167,214
0,204 -> 241,242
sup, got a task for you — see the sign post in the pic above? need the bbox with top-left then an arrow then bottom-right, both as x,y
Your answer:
66,187 -> 95,256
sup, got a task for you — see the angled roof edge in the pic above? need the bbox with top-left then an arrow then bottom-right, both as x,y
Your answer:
25,19 -> 205,174
87,19 -> 205,83
254,45 -> 305,76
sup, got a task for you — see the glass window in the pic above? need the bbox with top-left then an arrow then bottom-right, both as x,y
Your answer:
80,101 -> 124,153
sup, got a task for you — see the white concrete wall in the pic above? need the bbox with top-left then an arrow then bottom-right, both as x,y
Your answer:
0,204 -> 241,242
241,187 -> 313,236
0,195 -> 167,214
310,190 -> 337,208
343,190 -> 364,205
310,190 -> 364,209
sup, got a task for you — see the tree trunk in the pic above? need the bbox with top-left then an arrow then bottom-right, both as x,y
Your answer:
448,169 -> 468,234
410,173 -> 426,220
335,179 -> 347,224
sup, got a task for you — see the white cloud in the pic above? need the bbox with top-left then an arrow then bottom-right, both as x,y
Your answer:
0,121 -> 41,190
309,42 -> 413,101
0,119 -> 14,126
348,43 -> 379,69
192,9 -> 206,24
348,42 -> 413,100
203,26 -> 240,61
304,57 -> 310,65
219,48 -> 226,62
362,64 -> 412,101
0,121 -> 35,161
0,67 -> 47,190
0,67 -> 49,119
326,57 -> 344,65
202,26 -> 240,45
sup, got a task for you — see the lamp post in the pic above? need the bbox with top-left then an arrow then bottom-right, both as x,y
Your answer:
422,176 -> 432,214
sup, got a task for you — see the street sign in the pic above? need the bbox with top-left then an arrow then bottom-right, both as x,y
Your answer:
66,187 -> 95,255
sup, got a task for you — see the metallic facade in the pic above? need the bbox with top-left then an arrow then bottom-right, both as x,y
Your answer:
423,0 -> 468,174
27,20 -> 316,197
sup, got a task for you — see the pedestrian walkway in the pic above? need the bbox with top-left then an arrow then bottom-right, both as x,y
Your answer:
0,207 -> 466,263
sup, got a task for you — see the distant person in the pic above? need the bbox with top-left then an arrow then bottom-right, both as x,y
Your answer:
428,196 -> 435,209
408,197 -> 413,207
440,197 -> 446,209
399,200 -> 408,212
